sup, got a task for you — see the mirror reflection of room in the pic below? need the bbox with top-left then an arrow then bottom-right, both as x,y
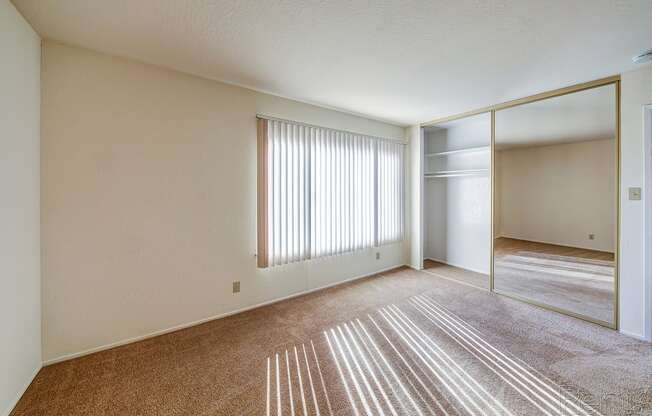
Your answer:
422,113 -> 491,289
494,84 -> 616,325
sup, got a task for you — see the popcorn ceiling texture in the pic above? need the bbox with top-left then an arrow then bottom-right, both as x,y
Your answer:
11,0 -> 652,124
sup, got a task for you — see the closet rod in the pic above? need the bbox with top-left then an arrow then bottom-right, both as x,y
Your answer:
425,173 -> 488,178
425,145 -> 490,157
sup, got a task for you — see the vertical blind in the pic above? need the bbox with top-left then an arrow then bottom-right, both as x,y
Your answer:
258,117 -> 404,267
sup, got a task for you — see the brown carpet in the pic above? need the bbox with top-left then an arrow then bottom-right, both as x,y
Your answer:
12,267 -> 651,415
423,259 -> 489,290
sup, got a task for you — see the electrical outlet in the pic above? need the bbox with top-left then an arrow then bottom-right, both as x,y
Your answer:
376,252 -> 380,260
232,281 -> 240,294
589,234 -> 595,240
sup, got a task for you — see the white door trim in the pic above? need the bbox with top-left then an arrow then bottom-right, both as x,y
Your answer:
644,104 -> 652,341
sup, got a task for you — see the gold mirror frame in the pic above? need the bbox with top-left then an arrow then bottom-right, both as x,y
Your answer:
421,75 -> 620,330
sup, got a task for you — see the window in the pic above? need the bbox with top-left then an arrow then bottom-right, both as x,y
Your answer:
257,117 -> 404,267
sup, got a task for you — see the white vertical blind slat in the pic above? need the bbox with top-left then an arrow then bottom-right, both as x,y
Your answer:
288,123 -> 293,262
376,140 -> 404,245
265,119 -> 403,266
267,121 -> 274,265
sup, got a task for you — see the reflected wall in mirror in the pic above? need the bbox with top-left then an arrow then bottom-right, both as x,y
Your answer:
493,83 -> 617,326
423,113 -> 491,289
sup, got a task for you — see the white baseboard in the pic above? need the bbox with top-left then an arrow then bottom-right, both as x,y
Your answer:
43,263 -> 406,366
619,329 -> 650,342
425,257 -> 489,276
2,364 -> 41,416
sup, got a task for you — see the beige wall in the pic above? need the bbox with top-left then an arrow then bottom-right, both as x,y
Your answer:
497,139 -> 616,252
0,1 -> 41,414
40,41 -> 408,363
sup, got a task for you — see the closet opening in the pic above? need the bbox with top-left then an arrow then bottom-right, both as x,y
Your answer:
421,112 -> 492,290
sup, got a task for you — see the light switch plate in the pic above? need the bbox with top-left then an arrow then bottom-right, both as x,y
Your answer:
232,281 -> 240,293
629,187 -> 642,201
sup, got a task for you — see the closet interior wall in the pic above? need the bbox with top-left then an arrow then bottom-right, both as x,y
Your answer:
423,113 -> 492,277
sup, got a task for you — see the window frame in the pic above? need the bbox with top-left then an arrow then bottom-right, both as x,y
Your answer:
257,116 -> 405,268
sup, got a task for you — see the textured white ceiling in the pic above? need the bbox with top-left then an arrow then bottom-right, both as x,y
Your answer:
12,0 -> 652,125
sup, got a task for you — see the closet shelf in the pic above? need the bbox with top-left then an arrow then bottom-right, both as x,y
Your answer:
425,145 -> 490,157
424,168 -> 489,178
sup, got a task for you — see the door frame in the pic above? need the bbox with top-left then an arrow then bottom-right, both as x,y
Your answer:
421,75 -> 621,330
645,104 -> 652,340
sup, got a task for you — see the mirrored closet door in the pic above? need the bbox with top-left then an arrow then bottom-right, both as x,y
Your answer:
423,113 -> 491,289
493,83 -> 618,327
